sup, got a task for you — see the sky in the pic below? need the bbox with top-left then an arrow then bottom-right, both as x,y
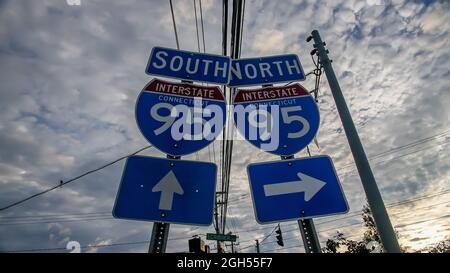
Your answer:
0,0 -> 449,253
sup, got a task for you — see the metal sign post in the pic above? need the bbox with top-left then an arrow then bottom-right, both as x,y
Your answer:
148,154 -> 179,253
309,30 -> 401,253
280,155 -> 322,253
149,222 -> 170,253
298,219 -> 321,253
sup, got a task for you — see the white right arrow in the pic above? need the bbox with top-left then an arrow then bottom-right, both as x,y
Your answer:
263,172 -> 326,201
152,170 -> 184,210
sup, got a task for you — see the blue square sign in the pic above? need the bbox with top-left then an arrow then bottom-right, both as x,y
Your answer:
247,155 -> 348,224
113,156 -> 217,226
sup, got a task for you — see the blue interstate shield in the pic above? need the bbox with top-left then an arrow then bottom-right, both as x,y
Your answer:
233,83 -> 319,156
136,78 -> 226,156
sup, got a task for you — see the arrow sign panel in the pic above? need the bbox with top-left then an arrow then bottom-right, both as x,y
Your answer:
151,170 -> 184,210
113,156 -> 217,226
263,172 -> 326,201
247,155 -> 348,224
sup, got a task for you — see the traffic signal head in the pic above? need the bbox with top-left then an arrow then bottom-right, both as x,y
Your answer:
275,226 -> 284,247
188,237 -> 207,253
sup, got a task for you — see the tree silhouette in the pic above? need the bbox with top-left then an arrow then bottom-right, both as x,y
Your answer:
424,239 -> 450,253
322,203 -> 450,253
322,203 -> 396,253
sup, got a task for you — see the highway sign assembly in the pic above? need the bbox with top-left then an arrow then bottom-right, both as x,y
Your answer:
113,155 -> 217,226
146,46 -> 231,85
233,83 -> 320,156
228,54 -> 305,87
247,155 -> 348,224
118,39 -> 354,253
136,78 -> 226,156
206,233 -> 238,242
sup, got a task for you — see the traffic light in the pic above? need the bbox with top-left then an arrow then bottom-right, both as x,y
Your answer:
275,224 -> 284,247
188,237 -> 208,253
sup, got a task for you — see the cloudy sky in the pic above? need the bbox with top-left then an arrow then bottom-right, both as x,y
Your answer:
0,0 -> 449,253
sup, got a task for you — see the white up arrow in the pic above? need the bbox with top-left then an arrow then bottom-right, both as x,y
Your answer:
263,172 -> 326,201
152,170 -> 184,210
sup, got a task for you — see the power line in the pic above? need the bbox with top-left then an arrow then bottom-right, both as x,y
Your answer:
337,131 -> 450,171
193,0 -> 201,52
239,243 -> 255,251
235,190 -> 450,243
307,191 -> 450,229
260,201 -> 450,247
0,216 -> 115,226
230,162 -> 450,208
2,234 -> 199,253
3,200 -> 449,252
366,130 -> 450,161
198,0 -> 217,169
338,139 -> 450,177
168,0 -> 180,49
0,145 -> 153,212
216,0 -> 228,239
220,0 -> 245,236
238,0 -> 245,58
264,244 -> 304,253
386,189 -> 450,208
0,211 -> 111,220
227,206 -> 239,235
199,0 -> 206,52
395,214 -> 450,229
3,233 -> 207,253
254,128 -> 450,167
260,225 -> 278,243
221,0 -> 242,235
193,0 -> 216,168
2,240 -> 148,253
242,214 -> 450,253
